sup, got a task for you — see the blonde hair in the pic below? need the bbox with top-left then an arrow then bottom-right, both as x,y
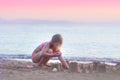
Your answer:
51,34 -> 63,44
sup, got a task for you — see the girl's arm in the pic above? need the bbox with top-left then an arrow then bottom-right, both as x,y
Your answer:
43,53 -> 60,57
41,43 -> 60,57
58,55 -> 69,69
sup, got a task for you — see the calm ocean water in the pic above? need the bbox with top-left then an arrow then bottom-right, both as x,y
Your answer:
0,24 -> 120,61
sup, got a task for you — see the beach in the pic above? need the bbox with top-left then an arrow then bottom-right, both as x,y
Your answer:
0,59 -> 120,80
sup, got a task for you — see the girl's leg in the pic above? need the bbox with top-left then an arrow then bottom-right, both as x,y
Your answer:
38,57 -> 50,67
38,57 -> 45,66
32,45 -> 48,63
42,57 -> 51,67
32,51 -> 43,63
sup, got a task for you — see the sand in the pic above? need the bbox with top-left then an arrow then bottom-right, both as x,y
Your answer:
0,59 -> 120,80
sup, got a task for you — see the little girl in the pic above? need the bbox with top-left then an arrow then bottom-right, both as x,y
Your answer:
32,34 -> 69,69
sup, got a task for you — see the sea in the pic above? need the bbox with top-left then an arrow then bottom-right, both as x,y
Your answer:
0,23 -> 120,62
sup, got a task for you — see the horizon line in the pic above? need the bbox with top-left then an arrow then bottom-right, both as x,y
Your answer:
0,18 -> 120,24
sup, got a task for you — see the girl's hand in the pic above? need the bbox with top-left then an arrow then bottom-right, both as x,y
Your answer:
65,64 -> 69,69
58,56 -> 69,69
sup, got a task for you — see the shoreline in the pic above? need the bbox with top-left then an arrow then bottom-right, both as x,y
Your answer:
1,54 -> 120,63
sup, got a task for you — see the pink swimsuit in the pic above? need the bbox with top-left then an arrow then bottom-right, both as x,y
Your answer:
32,42 -> 62,58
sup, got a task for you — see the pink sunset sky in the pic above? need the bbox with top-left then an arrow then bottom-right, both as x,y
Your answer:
0,0 -> 120,22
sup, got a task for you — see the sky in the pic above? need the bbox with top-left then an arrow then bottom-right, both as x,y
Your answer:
0,0 -> 120,22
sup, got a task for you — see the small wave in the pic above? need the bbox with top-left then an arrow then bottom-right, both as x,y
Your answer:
0,54 -> 120,63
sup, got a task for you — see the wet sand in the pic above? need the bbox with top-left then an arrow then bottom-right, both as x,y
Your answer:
0,59 -> 120,80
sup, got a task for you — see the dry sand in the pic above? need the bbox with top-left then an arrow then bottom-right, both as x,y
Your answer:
0,59 -> 120,80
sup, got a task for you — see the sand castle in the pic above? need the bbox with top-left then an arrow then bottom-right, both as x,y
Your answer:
51,61 -> 118,73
